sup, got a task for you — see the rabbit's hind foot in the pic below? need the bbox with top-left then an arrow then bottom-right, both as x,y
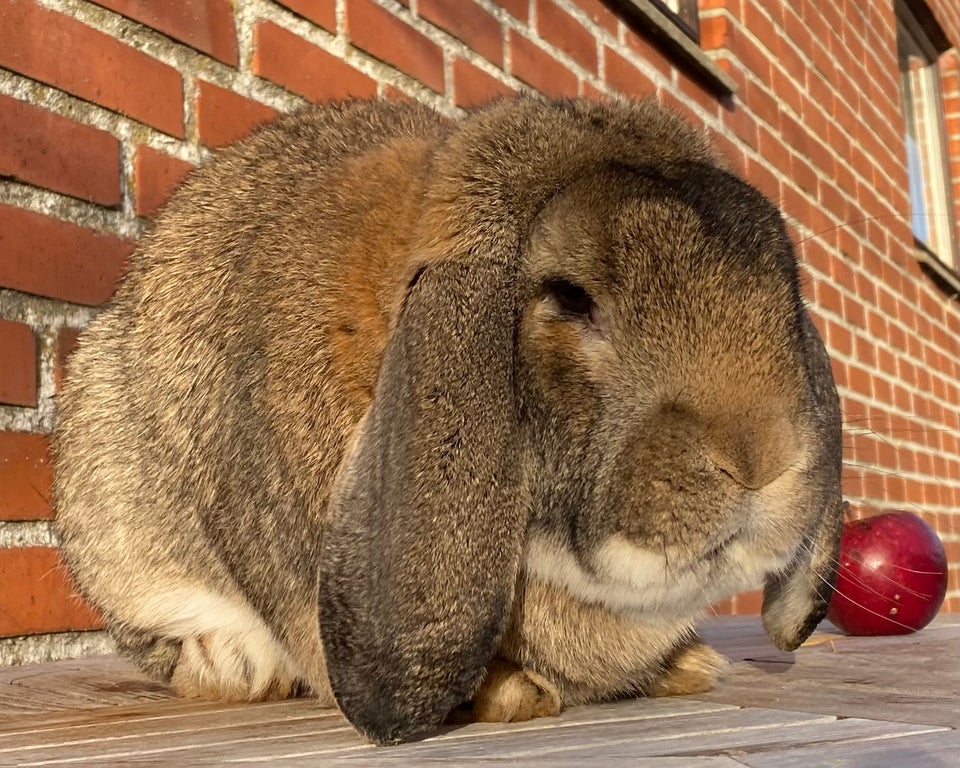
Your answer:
449,658 -> 562,724
653,639 -> 729,697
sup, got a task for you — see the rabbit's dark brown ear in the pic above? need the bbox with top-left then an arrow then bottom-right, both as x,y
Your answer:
762,313 -> 844,651
319,258 -> 526,745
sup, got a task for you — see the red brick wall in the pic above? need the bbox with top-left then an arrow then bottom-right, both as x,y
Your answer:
0,0 -> 958,657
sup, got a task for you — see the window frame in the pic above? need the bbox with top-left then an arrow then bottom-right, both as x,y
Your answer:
650,0 -> 700,43
895,1 -> 960,288
603,0 -> 735,96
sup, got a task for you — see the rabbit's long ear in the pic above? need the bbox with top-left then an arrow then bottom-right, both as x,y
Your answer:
762,313 -> 844,651
319,258 -> 526,745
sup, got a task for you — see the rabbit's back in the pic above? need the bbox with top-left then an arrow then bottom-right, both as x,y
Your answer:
54,100 -> 448,700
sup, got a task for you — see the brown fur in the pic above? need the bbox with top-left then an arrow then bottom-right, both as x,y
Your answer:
54,98 -> 843,745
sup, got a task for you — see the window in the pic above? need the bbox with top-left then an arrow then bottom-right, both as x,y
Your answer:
654,1 -> 700,43
896,4 -> 959,271
603,1 -> 734,96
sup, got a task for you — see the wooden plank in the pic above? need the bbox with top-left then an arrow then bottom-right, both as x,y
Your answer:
0,700 -> 338,749
0,699 -> 260,736
252,757 -> 747,768
217,714 -> 943,766
0,656 -> 173,717
3,711 -> 364,766
695,617 -> 960,728
0,616 -> 956,766
701,618 -> 959,663
0,698 -> 734,765
321,711 -> 937,762
737,729 -> 960,768
696,644 -> 959,727
156,708 -> 829,764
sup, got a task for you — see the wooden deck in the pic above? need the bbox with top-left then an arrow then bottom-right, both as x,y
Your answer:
0,616 -> 956,766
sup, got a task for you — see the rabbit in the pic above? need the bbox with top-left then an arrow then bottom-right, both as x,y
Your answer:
54,96 -> 844,745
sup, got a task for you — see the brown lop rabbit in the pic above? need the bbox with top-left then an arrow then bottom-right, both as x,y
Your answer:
54,97 -> 843,745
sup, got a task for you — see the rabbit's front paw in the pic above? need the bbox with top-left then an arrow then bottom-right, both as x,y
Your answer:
451,658 -> 561,724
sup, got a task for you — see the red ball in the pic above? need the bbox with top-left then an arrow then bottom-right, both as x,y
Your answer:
826,511 -> 948,636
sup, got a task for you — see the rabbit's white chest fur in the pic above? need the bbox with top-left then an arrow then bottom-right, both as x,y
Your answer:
524,533 -> 791,620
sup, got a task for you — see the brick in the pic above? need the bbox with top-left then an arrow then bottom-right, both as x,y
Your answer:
195,80 -> 279,149
0,321 -> 36,408
419,0 -> 503,67
721,99 -> 758,150
452,59 -> 514,108
802,240 -> 831,278
676,70 -> 720,115
780,184 -> 811,229
604,48 -> 657,100
659,88 -> 701,126
345,0 -> 445,93
782,3 -> 812,61
134,146 -> 195,219
757,126 -> 791,177
816,278 -> 843,316
804,97 -> 839,146
622,26 -> 672,79
55,327 -> 82,395
841,471 -> 864,499
806,135 -> 837,179
509,31 -> 579,98
742,79 -> 779,129
733,589 -> 763,614
381,83 -> 413,102
853,335 -> 876,367
711,597 -> 734,615
846,363 -> 871,398
818,179 -> 851,225
92,0 -> 239,65
883,473 -> 907,503
742,0 -> 778,53
580,80 -> 606,100
498,0 -> 529,22
536,0 -> 598,73
0,0 -> 184,137
708,127 -> 746,177
841,294 -> 866,331
569,0 -> 618,35
0,431 -> 53,520
699,15 -> 729,50
827,319 -> 853,357
744,157 -> 779,202
276,0 -> 336,32
726,21 -> 771,82
254,21 -> 377,102
0,547 -> 102,636
0,204 -> 133,306
0,94 -> 121,207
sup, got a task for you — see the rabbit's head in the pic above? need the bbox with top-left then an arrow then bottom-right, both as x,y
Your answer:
319,99 -> 842,743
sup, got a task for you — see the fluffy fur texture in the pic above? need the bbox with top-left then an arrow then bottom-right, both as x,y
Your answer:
54,97 -> 843,745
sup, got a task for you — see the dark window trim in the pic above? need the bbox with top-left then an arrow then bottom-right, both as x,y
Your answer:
916,239 -> 960,297
649,0 -> 700,42
604,0 -> 737,97
897,0 -> 952,53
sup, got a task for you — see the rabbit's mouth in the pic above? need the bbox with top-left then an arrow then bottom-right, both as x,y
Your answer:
699,528 -> 743,560
523,530 -> 775,620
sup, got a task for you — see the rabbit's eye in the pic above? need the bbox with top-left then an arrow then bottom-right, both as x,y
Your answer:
543,279 -> 602,331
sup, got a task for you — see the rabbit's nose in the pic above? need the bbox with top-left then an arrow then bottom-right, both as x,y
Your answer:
704,414 -> 801,491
